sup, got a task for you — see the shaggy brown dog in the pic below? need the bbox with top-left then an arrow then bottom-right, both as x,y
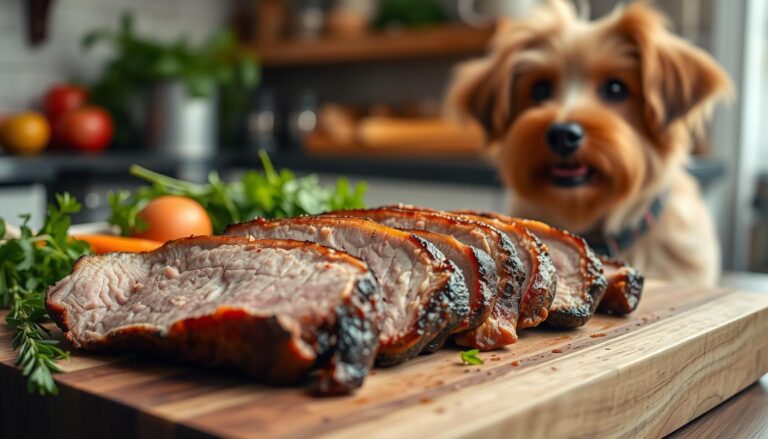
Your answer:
447,1 -> 732,285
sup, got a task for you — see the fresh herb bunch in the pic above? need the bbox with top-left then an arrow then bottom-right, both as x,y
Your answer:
109,151 -> 367,235
375,0 -> 447,28
0,193 -> 91,395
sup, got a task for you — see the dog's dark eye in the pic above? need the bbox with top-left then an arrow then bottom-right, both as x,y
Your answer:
530,79 -> 553,102
599,78 -> 629,102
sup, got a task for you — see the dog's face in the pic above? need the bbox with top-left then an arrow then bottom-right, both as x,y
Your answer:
448,1 -> 731,232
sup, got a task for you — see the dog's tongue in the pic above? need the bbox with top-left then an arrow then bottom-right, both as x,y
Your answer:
551,164 -> 590,178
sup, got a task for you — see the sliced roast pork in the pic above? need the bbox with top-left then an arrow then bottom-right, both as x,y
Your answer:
405,228 -> 497,340
46,237 -> 381,395
324,206 -> 525,351
596,256 -> 644,315
225,216 -> 469,365
453,211 -> 557,329
474,212 -> 607,328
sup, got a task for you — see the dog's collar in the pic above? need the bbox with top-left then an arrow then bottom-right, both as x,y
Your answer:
581,194 -> 666,257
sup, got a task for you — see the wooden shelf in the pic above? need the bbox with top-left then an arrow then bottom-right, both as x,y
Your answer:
0,152 -> 725,189
252,24 -> 495,67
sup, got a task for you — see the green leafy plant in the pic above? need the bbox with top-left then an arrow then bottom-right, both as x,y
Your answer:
375,0 -> 447,28
108,151 -> 367,235
459,349 -> 484,365
0,194 -> 91,395
83,13 -> 260,146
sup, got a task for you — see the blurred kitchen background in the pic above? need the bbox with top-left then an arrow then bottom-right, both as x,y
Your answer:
0,0 -> 766,275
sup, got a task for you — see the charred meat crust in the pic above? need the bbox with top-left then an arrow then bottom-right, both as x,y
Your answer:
415,262 -> 470,355
224,216 -> 469,366
468,212 -> 607,329
311,273 -> 380,395
46,237 -> 381,395
521,232 -> 557,326
450,224 -> 522,350
403,228 -> 497,335
516,219 -> 606,328
596,256 -> 644,316
471,246 -> 499,317
453,211 -> 557,329
545,245 -> 606,328
378,235 -> 468,360
326,206 -> 525,350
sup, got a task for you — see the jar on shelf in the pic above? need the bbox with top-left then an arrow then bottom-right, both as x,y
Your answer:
294,0 -> 326,40
327,0 -> 376,38
288,90 -> 318,150
247,90 -> 278,153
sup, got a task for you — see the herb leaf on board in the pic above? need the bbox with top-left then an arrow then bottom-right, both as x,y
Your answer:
459,349 -> 484,366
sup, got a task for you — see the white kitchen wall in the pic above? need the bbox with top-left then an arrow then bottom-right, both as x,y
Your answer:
0,184 -> 46,230
0,0 -> 234,112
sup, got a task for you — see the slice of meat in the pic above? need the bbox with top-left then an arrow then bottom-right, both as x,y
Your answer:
597,256 -> 644,315
453,211 -> 557,329
46,237 -> 380,395
465,211 -> 607,328
404,228 -> 497,337
514,219 -> 606,327
324,206 -> 525,351
225,216 -> 469,365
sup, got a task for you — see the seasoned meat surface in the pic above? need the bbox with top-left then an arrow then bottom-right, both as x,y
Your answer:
403,228 -> 497,349
225,216 -> 469,365
467,212 -> 607,328
46,237 -> 380,395
518,219 -> 605,327
597,256 -> 644,315
453,211 -> 557,329
325,206 -> 524,351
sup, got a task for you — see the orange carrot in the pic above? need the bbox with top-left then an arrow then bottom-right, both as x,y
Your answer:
72,234 -> 163,254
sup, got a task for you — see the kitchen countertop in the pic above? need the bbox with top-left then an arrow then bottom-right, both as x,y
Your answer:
0,151 -> 726,188
674,272 -> 768,437
670,374 -> 768,438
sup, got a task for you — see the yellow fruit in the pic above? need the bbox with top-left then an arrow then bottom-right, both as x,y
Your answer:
0,112 -> 50,155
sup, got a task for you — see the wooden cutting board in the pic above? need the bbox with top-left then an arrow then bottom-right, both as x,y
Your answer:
1,282 -> 767,438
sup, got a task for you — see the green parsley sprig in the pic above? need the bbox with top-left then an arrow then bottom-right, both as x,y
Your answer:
459,349 -> 484,365
0,193 -> 91,395
108,151 -> 367,235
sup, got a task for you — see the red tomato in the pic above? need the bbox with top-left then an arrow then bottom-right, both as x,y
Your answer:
44,84 -> 88,122
57,107 -> 114,153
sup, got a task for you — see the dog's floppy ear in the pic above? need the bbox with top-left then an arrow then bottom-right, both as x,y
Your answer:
445,56 -> 505,139
617,3 -> 733,134
445,21 -> 532,142
446,2 -> 578,142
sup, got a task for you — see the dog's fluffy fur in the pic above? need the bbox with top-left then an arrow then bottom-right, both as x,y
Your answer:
447,1 -> 732,285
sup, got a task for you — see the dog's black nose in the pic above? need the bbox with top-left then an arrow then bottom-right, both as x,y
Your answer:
547,123 -> 584,156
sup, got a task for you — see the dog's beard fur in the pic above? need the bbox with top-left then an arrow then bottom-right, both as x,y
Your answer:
447,0 -> 732,235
